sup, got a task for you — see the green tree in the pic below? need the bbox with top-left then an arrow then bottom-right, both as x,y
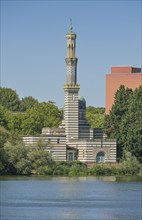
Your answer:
0,126 -> 10,174
0,126 -> 10,147
0,124 -> 23,174
20,96 -> 38,112
104,85 -> 142,162
21,102 -> 63,135
120,86 -> 142,162
86,106 -> 105,128
104,85 -> 133,159
4,141 -> 31,175
7,112 -> 26,135
120,150 -> 141,175
1,136 -> 55,175
0,105 -> 24,138
0,87 -> 20,111
104,85 -> 133,137
27,150 -> 54,175
0,105 -> 10,129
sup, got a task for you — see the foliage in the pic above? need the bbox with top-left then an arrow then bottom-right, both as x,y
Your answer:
68,162 -> 87,176
4,141 -> 31,175
33,137 -> 50,150
0,87 -> 20,111
119,150 -> 141,175
1,141 -> 87,176
0,126 -> 10,174
0,126 -> 10,147
119,87 -> 142,162
0,87 -> 63,135
53,163 -> 70,175
89,165 -> 114,176
7,112 -> 26,135
53,161 -> 87,176
104,85 -> 142,162
21,102 -> 63,135
1,140 -> 56,175
28,150 -> 54,175
0,126 -> 21,174
0,105 -> 10,129
20,96 -> 38,112
104,85 -> 133,138
86,106 -> 105,128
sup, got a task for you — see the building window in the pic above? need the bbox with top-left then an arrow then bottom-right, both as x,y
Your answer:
48,138 -> 51,143
67,151 -> 77,161
68,152 -> 74,161
82,112 -> 84,119
96,151 -> 105,163
57,138 -> 60,144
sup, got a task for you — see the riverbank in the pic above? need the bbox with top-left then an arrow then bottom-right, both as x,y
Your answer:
0,175 -> 142,182
1,161 -> 142,177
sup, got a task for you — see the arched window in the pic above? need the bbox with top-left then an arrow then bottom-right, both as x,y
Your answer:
96,151 -> 105,163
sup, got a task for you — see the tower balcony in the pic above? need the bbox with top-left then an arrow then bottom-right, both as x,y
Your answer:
64,84 -> 80,90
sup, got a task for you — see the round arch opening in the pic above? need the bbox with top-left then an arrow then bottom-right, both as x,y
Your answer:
96,151 -> 105,163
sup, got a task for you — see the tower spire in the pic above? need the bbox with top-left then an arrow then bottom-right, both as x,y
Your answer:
70,18 -> 73,33
65,20 -> 78,84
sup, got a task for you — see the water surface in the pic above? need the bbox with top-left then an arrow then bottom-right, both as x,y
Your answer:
0,176 -> 141,220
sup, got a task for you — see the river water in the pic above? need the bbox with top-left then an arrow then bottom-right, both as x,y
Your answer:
0,176 -> 141,220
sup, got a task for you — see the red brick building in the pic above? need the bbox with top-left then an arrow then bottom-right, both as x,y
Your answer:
106,66 -> 142,114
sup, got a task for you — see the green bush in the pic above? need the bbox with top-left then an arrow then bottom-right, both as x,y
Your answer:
52,161 -> 87,176
89,165 -> 113,176
53,164 -> 70,176
68,163 -> 87,176
119,150 -> 141,175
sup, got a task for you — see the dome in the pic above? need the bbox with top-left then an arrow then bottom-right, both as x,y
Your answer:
78,96 -> 86,109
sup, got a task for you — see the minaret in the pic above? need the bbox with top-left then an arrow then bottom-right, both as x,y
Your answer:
64,20 -> 80,141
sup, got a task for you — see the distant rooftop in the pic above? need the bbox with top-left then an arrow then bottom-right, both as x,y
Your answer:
111,66 -> 141,74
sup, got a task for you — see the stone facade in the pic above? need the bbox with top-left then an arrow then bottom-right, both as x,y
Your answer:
22,24 -> 117,164
23,134 -> 66,161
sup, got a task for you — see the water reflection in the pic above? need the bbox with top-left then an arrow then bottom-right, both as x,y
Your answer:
0,175 -> 141,182
0,176 -> 141,220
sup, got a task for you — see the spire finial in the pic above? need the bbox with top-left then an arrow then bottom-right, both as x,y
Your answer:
70,18 -> 73,33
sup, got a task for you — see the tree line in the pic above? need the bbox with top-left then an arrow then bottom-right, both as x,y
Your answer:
0,87 -> 63,135
0,87 -> 105,136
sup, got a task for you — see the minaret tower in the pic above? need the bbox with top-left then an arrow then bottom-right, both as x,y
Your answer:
64,20 -> 80,142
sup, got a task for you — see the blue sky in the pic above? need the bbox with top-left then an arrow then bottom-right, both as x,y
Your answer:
1,0 -> 141,108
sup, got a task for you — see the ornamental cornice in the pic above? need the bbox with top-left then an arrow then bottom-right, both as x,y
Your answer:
66,33 -> 76,39
65,58 -> 78,65
64,84 -> 80,90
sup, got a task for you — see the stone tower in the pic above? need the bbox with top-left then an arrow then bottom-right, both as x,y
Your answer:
64,20 -> 80,142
